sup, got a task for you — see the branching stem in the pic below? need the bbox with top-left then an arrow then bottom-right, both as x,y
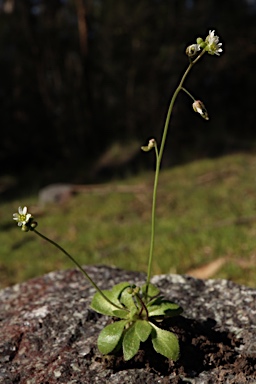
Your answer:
144,50 -> 206,299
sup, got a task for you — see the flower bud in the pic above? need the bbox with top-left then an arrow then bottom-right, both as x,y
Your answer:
141,138 -> 156,152
30,221 -> 38,229
196,37 -> 204,45
126,287 -> 133,295
133,286 -> 140,294
192,100 -> 209,120
186,44 -> 200,58
21,224 -> 30,232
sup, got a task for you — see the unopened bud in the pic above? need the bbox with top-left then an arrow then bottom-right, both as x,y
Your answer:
30,221 -> 38,229
133,286 -> 140,294
192,100 -> 209,120
141,138 -> 156,152
21,224 -> 30,232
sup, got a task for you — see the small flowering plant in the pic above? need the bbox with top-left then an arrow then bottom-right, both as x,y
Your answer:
13,30 -> 223,362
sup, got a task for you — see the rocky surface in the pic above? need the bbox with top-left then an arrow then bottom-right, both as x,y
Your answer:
0,265 -> 255,383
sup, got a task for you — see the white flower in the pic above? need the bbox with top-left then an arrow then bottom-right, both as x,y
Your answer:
13,206 -> 32,226
205,30 -> 223,56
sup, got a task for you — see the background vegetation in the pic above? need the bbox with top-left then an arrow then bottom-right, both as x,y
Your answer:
1,153 -> 256,289
1,1 -> 256,288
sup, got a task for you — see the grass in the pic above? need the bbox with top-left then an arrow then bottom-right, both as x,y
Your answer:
1,152 -> 256,289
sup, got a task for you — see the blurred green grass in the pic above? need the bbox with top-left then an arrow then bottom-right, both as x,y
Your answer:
1,153 -> 256,289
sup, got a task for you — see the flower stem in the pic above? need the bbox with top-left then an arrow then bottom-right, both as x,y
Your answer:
180,87 -> 196,101
33,229 -> 126,311
144,50 -> 205,299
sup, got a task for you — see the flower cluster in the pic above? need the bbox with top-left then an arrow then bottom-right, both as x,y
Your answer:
186,30 -> 223,58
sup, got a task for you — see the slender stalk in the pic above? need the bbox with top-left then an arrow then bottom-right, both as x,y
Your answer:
180,87 -> 196,101
158,48 -> 205,166
33,229 -> 126,311
135,292 -> 149,319
144,50 -> 206,299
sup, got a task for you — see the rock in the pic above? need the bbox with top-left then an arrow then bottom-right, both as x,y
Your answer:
38,183 -> 146,205
38,184 -> 74,205
0,266 -> 255,383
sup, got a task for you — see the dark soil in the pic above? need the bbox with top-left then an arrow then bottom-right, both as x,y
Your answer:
99,316 -> 256,383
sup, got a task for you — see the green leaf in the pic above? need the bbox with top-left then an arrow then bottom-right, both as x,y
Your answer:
91,283 -> 132,317
98,320 -> 127,355
111,282 -> 131,298
123,323 -> 141,361
147,299 -> 182,318
135,320 -> 152,342
146,295 -> 165,306
112,309 -> 130,319
141,283 -> 160,298
91,290 -> 123,316
150,323 -> 180,361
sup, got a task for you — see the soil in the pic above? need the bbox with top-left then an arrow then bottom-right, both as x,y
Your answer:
101,316 -> 255,383
0,266 -> 255,383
